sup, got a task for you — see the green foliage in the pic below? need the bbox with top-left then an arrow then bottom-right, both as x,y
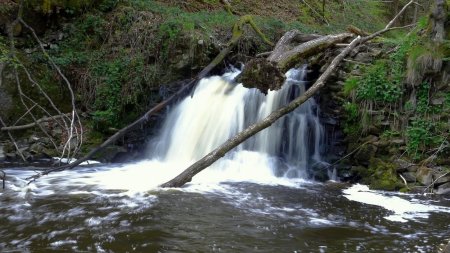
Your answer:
406,119 -> 443,159
90,54 -> 146,128
342,102 -> 361,136
405,82 -> 446,160
24,0 -> 118,14
355,60 -> 402,103
0,37 -> 9,63
343,102 -> 358,122
297,0 -> 386,33
416,82 -> 430,114
343,77 -> 359,97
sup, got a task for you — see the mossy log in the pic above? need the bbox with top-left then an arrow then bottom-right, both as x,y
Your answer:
237,31 -> 352,94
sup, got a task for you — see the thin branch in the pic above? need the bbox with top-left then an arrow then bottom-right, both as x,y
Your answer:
343,59 -> 371,65
12,103 -> 37,126
0,116 -> 26,162
1,113 -> 71,131
19,18 -> 82,160
301,0 -> 330,26
423,172 -> 450,193
362,0 -> 416,43
399,174 -> 409,188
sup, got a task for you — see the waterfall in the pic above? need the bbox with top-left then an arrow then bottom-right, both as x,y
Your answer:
149,66 -> 325,179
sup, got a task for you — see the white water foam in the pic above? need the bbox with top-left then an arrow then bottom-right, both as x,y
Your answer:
343,184 -> 450,222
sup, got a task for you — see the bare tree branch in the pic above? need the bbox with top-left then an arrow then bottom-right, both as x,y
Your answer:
1,113 -> 71,131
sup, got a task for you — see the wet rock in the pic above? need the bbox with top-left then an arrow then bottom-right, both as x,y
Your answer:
0,145 -> 5,161
353,144 -> 377,166
434,172 -> 450,185
407,165 -> 419,173
400,172 -> 417,183
373,139 -> 389,148
394,159 -> 415,172
354,52 -> 373,63
368,158 -> 402,191
361,135 -> 379,143
436,182 -> 450,195
390,139 -> 405,145
443,240 -> 450,253
416,167 -> 433,185
409,186 -> 427,194
29,143 -> 44,155
51,127 -> 63,137
0,89 -> 13,116
93,145 -> 127,162
6,152 -> 16,159
367,125 -> 382,136
431,97 -> 445,105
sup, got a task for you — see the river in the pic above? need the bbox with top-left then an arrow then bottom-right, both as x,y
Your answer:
1,68 -> 449,252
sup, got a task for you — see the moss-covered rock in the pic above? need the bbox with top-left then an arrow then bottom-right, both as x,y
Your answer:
353,143 -> 377,166
368,158 -> 403,191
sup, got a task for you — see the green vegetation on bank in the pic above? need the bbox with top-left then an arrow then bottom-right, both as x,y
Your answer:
341,8 -> 449,190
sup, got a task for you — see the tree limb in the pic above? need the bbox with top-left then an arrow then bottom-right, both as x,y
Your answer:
0,115 -> 26,162
1,113 -> 71,131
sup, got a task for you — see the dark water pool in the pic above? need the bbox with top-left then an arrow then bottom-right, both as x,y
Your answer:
1,167 -> 449,252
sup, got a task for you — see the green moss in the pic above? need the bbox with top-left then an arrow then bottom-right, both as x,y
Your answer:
368,158 -> 403,191
356,60 -> 402,103
343,77 -> 359,97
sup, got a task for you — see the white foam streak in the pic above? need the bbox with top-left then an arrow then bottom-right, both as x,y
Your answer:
343,184 -> 450,222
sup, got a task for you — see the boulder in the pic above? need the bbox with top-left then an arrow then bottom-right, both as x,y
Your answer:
400,172 -> 417,183
394,159 -> 415,173
433,172 -> 450,185
353,144 -> 377,166
407,165 -> 419,173
416,166 -> 433,186
443,240 -> 450,253
436,182 -> 450,195
368,158 -> 403,191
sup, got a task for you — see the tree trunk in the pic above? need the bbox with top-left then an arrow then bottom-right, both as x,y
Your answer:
160,36 -> 363,188
430,0 -> 448,43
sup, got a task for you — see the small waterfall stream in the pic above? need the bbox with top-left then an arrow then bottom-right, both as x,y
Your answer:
151,66 -> 325,179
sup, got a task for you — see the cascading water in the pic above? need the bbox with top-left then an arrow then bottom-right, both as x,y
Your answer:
150,66 -> 325,180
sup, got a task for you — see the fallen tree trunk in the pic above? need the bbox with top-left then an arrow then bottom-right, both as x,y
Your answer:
26,15 -> 273,182
159,36 -> 362,188
237,31 -> 352,93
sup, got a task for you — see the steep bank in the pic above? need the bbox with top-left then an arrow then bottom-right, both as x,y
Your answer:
327,3 -> 450,194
